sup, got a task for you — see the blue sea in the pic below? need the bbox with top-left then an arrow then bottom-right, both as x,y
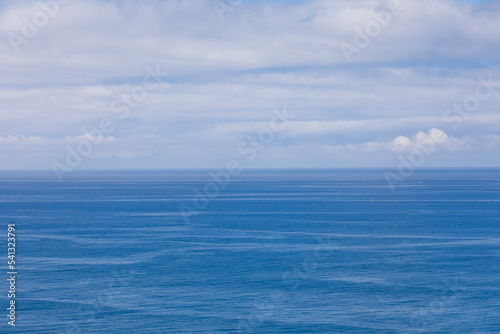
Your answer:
1,169 -> 499,333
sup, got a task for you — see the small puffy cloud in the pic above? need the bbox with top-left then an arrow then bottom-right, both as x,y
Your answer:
390,128 -> 450,152
0,135 -> 21,144
332,128 -> 489,153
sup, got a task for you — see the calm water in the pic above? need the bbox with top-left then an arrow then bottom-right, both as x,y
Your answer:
0,169 -> 499,333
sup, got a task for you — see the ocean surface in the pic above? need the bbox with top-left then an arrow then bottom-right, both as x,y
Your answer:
0,169 -> 499,333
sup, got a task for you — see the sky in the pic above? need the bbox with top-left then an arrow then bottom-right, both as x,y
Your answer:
0,0 -> 499,170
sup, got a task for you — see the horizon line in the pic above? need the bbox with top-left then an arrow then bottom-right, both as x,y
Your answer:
1,167 -> 500,172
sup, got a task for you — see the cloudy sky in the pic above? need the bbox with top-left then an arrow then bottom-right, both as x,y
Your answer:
1,0 -> 499,170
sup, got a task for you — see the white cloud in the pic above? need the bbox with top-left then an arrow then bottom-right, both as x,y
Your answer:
0,0 -> 500,169
324,128 -> 498,154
